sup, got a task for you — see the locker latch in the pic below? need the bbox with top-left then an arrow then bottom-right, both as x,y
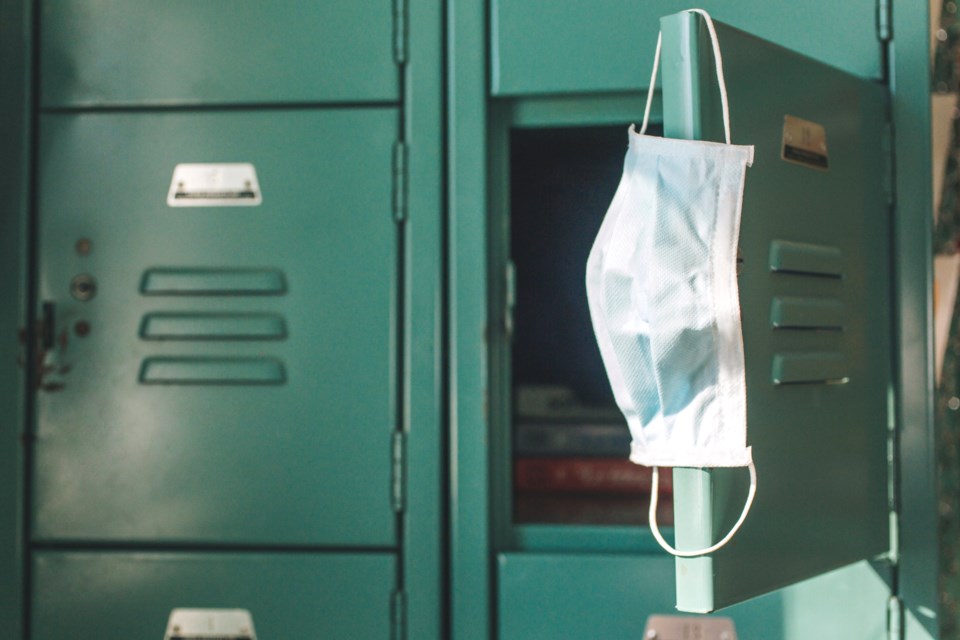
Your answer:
19,302 -> 72,392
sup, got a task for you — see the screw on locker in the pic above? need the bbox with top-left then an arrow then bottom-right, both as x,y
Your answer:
75,238 -> 92,256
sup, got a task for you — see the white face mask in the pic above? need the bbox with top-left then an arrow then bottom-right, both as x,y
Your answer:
585,9 -> 756,557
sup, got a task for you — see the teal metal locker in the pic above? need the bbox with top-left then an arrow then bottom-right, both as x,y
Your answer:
0,0 -> 943,637
39,1 -> 399,107
34,109 -> 398,546
449,1 -> 937,638
32,552 -> 397,638
661,12 -> 892,613
0,1 -> 444,638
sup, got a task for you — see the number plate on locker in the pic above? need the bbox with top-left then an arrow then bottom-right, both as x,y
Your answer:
164,609 -> 257,640
643,615 -> 737,640
167,163 -> 262,207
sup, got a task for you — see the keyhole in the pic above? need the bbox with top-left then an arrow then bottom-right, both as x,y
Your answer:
70,274 -> 97,301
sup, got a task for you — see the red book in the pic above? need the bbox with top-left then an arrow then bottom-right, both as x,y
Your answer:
514,491 -> 674,526
514,457 -> 673,494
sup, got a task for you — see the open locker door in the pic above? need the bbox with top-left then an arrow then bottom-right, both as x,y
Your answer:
658,12 -> 893,612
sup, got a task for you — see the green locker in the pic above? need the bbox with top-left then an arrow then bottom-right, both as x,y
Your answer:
490,0 -> 883,95
3,0 -> 447,638
661,12 -> 892,612
497,554 -> 892,639
40,1 -> 398,107
33,109 -> 399,546
450,0 -> 936,637
0,0 -> 940,636
32,551 -> 396,639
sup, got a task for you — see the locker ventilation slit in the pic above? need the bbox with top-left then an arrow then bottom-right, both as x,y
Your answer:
140,313 -> 287,341
140,268 -> 287,296
769,240 -> 843,278
769,240 -> 849,385
770,296 -> 844,331
138,267 -> 289,385
139,357 -> 287,385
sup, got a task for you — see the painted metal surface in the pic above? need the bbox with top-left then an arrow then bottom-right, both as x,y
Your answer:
40,1 -> 398,107
32,551 -> 396,639
450,0 -> 936,637
448,0 -> 492,637
490,0 -> 883,96
402,0 -> 446,636
891,0 -> 940,635
32,109 -> 399,546
0,0 -> 31,636
662,13 -> 892,612
497,554 -> 890,640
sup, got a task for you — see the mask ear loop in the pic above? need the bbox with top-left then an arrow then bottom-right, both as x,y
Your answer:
639,8 -> 731,145
649,462 -> 757,557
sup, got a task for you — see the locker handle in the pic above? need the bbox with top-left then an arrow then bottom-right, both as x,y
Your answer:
40,301 -> 56,350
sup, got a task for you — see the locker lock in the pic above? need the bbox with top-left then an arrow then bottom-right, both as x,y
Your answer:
70,274 -> 97,301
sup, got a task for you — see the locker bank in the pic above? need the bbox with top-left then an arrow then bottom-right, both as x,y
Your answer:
0,1 -> 949,638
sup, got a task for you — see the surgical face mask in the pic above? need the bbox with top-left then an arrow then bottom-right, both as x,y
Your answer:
585,9 -> 756,557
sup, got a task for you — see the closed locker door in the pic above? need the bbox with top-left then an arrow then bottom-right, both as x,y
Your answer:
32,109 -> 399,547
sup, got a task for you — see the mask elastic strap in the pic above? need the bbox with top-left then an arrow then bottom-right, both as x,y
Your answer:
648,461 -> 757,557
639,8 -> 732,145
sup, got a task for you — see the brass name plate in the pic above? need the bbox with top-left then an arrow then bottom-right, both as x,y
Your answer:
781,115 -> 828,170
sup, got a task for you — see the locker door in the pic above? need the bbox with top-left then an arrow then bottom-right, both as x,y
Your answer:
658,13 -> 893,611
33,109 -> 399,547
40,1 -> 398,107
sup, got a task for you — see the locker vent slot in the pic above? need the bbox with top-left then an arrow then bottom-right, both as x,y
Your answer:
140,313 -> 287,340
140,268 -> 286,296
770,296 -> 844,331
772,352 -> 848,385
139,357 -> 286,385
769,240 -> 843,278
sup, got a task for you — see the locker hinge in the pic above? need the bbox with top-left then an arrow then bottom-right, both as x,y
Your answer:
504,259 -> 516,338
877,0 -> 892,42
886,385 -> 900,564
391,431 -> 406,513
393,141 -> 408,223
391,589 -> 407,640
887,596 -> 903,640
393,0 -> 408,64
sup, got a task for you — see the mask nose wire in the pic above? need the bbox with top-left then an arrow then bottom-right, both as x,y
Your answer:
648,461 -> 757,557
638,8 -> 732,145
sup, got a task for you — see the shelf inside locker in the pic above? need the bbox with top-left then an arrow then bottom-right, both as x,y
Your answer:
509,124 -> 669,528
